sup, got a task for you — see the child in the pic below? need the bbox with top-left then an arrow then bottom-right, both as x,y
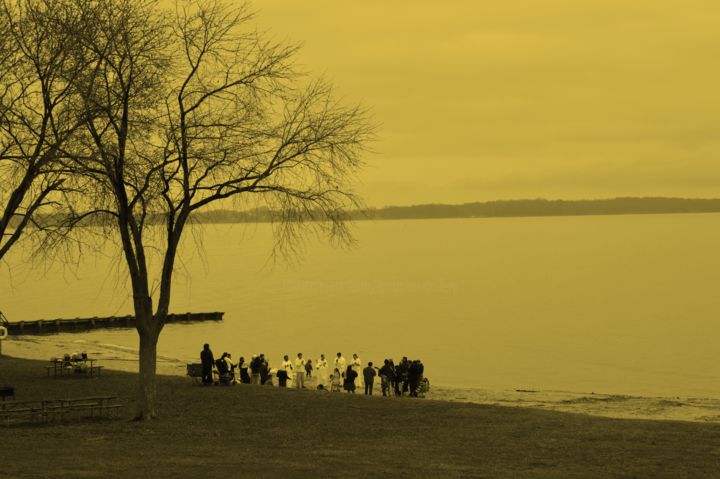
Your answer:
305,359 -> 313,378
330,368 -> 342,392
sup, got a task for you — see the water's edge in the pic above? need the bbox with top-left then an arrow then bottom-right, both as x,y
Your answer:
4,336 -> 720,424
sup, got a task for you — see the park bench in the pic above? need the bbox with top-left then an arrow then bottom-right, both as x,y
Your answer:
0,396 -> 122,426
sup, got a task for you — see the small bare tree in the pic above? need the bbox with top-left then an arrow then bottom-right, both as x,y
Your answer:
59,0 -> 372,419
0,0 -> 87,261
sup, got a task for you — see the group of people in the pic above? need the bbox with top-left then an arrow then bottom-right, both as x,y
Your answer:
199,344 -> 428,397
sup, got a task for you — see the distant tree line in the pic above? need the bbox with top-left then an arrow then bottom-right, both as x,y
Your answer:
186,197 -> 720,224
8,197 -> 720,228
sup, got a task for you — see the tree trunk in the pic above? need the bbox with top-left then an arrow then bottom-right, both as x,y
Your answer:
136,325 -> 160,420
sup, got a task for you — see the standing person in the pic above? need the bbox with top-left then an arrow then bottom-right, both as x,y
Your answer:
305,359 -> 313,378
239,356 -> 251,384
295,353 -> 306,389
351,353 -> 363,389
416,359 -> 425,395
334,352 -> 347,378
344,365 -> 358,394
363,362 -> 377,395
224,353 -> 237,384
379,359 -> 395,397
279,355 -> 293,388
250,355 -> 262,385
200,344 -> 214,385
260,354 -> 270,385
408,360 -> 420,396
398,357 -> 410,395
316,354 -> 329,389
390,359 -> 401,396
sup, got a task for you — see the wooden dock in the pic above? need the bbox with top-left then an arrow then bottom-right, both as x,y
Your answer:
4,312 -> 223,335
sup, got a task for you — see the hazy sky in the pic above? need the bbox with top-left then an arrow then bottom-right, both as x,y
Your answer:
256,1 -> 720,206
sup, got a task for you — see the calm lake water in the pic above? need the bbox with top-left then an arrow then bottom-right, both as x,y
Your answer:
2,214 -> 720,398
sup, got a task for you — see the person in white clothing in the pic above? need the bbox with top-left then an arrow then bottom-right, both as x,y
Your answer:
316,354 -> 329,389
334,352 -> 347,378
294,353 -> 306,388
279,355 -> 293,387
351,353 -> 363,388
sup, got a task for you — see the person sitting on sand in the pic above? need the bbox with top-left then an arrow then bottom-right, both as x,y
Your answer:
344,365 -> 358,394
264,368 -> 275,386
200,344 -> 214,385
330,367 -> 342,392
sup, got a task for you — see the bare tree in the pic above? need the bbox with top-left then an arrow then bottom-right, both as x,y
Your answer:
59,0 -> 372,419
0,0 -> 87,261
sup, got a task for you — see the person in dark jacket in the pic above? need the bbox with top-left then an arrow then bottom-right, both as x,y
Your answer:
250,355 -> 262,384
259,354 -> 270,385
200,344 -> 214,385
408,360 -> 424,397
344,366 -> 358,393
363,362 -> 377,395
397,357 -> 410,396
215,353 -> 230,385
215,353 -> 228,374
379,359 -> 396,397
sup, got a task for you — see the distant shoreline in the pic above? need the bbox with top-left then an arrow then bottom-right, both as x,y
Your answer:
16,197 -> 720,228
193,197 -> 720,224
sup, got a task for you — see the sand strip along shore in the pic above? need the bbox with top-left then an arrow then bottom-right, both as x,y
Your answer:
3,335 -> 720,423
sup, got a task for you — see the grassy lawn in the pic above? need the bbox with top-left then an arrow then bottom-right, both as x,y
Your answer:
1,355 -> 719,478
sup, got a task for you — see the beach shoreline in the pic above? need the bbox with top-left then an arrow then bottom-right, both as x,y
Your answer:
3,355 -> 719,478
4,335 -> 720,424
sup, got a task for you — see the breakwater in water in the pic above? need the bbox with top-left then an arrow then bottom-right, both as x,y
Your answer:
3,312 -> 223,335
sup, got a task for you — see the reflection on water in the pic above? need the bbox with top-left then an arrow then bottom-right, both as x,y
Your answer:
2,214 -> 720,398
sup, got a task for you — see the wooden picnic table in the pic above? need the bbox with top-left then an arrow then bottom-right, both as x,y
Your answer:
46,359 -> 103,378
0,395 -> 122,425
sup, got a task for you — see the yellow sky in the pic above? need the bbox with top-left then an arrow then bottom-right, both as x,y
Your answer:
249,2 -> 720,205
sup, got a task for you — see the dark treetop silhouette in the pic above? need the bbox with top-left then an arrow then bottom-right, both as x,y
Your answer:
5,0 -> 372,419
